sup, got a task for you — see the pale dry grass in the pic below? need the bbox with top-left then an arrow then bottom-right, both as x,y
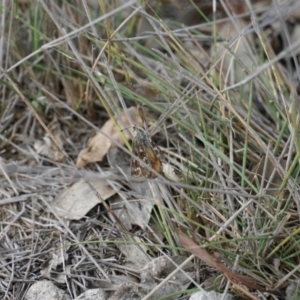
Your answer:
1,1 -> 300,299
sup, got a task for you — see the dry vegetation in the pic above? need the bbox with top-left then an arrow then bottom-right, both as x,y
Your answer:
1,0 -> 300,299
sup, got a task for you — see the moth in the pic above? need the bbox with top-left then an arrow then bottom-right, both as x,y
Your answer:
130,106 -> 164,179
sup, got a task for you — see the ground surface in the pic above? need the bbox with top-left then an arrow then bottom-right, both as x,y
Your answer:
1,1 -> 300,299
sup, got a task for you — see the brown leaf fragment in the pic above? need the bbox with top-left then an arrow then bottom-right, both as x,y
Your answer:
179,234 -> 283,297
76,107 -> 143,168
249,156 -> 287,196
52,178 -> 119,220
212,17 -> 254,93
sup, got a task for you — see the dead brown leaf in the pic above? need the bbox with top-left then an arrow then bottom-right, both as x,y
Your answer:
212,18 -> 254,91
179,234 -> 283,298
76,107 -> 143,168
51,178 -> 119,220
249,156 -> 288,197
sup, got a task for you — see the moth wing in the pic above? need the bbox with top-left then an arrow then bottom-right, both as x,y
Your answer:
131,142 -> 151,178
130,133 -> 163,179
152,140 -> 164,162
146,141 -> 163,178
